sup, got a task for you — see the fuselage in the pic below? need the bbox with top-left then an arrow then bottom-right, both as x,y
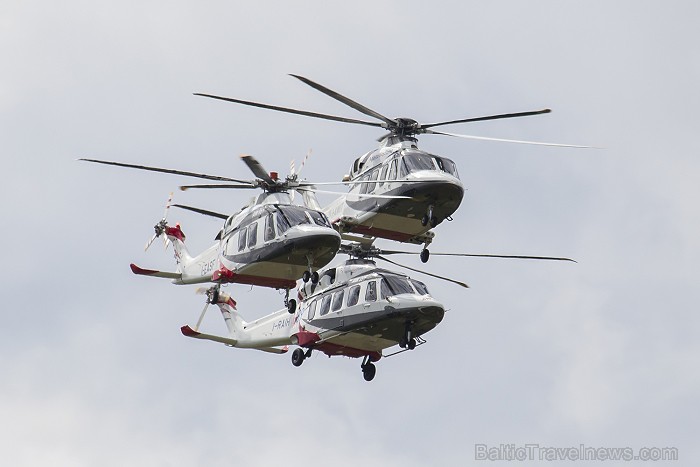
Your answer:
292,260 -> 445,359
176,192 -> 341,289
324,141 -> 464,244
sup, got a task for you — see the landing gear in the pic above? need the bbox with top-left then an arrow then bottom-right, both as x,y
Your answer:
291,348 -> 305,366
302,270 -> 318,283
420,248 -> 430,263
291,348 -> 312,367
399,322 -> 417,350
284,289 -> 296,314
303,256 -> 320,284
421,205 -> 438,228
361,355 -> 377,382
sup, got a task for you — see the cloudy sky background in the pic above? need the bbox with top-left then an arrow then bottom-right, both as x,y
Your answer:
2,1 -> 698,465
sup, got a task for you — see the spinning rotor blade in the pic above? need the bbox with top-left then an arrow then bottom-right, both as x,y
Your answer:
145,192 -> 173,251
295,187 -> 411,200
424,129 -> 593,148
421,109 -> 552,129
179,183 -> 257,191
172,204 -> 229,220
426,253 -> 576,262
377,255 -> 469,289
290,74 -> 395,126
240,154 -> 274,184
79,158 -> 251,183
379,250 -> 576,262
194,93 -> 381,128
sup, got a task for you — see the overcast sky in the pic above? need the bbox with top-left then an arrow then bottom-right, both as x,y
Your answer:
2,1 -> 698,466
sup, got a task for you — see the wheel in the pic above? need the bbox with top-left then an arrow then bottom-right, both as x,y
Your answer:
421,215 -> 429,226
399,337 -> 407,349
407,338 -> 416,350
430,216 -> 438,228
311,271 -> 319,284
362,362 -> 376,381
291,348 -> 305,367
420,249 -> 430,263
287,298 -> 297,314
209,289 -> 219,304
302,271 -> 311,283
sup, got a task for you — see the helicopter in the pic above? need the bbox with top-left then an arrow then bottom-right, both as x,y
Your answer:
180,241 -> 574,381
195,74 -> 590,262
80,154 -> 351,312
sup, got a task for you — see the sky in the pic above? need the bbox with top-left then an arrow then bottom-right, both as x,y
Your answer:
2,1 -> 698,465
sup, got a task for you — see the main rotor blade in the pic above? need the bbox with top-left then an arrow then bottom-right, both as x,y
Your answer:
296,187 -> 411,199
172,204 -> 229,220
380,250 -> 576,262
427,253 -> 577,262
79,158 -> 250,183
377,255 -> 469,289
424,129 -> 594,148
290,74 -> 396,126
194,93 -> 382,128
179,183 -> 257,191
421,109 -> 551,129
240,154 -> 274,184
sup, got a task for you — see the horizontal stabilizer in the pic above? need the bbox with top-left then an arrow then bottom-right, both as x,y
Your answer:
180,326 -> 288,354
130,263 -> 182,280
181,325 -> 238,346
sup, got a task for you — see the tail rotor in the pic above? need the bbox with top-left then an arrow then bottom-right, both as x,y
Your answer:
194,286 -> 220,331
144,192 -> 174,251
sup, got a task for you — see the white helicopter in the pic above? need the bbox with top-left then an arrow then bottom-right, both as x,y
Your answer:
181,241 -> 574,381
195,74 -> 590,262
80,154 -> 388,312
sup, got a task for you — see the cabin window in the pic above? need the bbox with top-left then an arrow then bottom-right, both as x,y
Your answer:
347,285 -> 360,306
247,222 -> 258,248
276,212 -> 290,234
388,158 -> 398,181
410,279 -> 430,296
382,275 -> 415,296
264,213 -> 275,241
368,169 -> 379,192
379,165 -> 388,187
307,300 -> 317,320
237,228 -> 247,251
365,281 -> 377,302
359,173 -> 370,195
319,295 -> 332,316
331,290 -> 345,312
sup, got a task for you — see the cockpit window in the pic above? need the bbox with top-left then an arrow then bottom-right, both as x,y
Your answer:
278,206 -> 311,227
402,153 -> 437,173
382,275 -> 415,296
410,279 -> 430,296
308,210 -> 331,227
276,212 -> 290,234
435,157 -> 459,177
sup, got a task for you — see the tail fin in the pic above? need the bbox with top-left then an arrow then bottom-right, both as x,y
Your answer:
165,224 -> 193,267
215,292 -> 247,340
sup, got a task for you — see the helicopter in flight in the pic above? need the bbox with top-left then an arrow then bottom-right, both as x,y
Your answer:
181,241 -> 574,381
195,74 -> 590,262
80,154 -> 354,312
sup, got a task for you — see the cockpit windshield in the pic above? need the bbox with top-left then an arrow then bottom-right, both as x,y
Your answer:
402,153 -> 436,173
398,151 -> 460,179
277,206 -> 331,229
381,275 -> 417,297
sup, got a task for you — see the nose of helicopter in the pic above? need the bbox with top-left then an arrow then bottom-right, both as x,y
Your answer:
289,225 -> 342,253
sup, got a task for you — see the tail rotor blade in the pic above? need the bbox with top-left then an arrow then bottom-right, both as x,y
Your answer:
194,301 -> 209,332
